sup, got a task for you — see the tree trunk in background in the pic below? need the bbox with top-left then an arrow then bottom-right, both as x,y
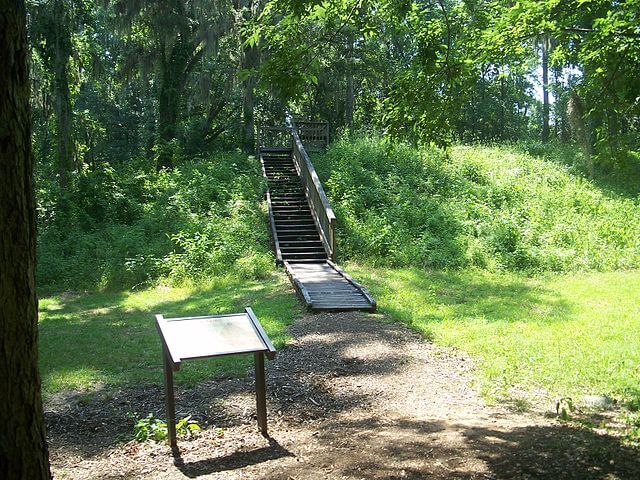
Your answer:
0,2 -> 52,478
156,34 -> 203,170
237,0 -> 262,153
157,56 -> 180,170
568,91 -> 593,178
541,35 -> 550,142
52,0 -> 73,187
345,32 -> 354,129
242,44 -> 259,153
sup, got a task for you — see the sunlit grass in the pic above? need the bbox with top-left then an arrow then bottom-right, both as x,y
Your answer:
38,273 -> 300,396
350,264 -> 640,407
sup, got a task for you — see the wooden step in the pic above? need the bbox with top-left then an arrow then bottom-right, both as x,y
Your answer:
282,253 -> 327,258
277,234 -> 322,240
278,235 -> 321,240
272,205 -> 311,209
275,223 -> 316,229
275,218 -> 315,223
273,211 -> 313,217
274,217 -> 314,222
279,241 -> 324,246
261,147 -> 291,153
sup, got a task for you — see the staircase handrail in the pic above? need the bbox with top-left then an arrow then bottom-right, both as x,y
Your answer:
288,122 -> 336,261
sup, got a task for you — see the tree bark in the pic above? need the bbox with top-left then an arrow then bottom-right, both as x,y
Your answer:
157,54 -> 180,170
541,34 -> 550,142
0,2 -> 52,478
239,0 -> 261,153
568,91 -> 593,178
156,38 -> 203,170
52,0 -> 73,187
241,43 -> 259,153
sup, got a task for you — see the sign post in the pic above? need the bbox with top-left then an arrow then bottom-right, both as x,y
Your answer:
155,307 -> 276,450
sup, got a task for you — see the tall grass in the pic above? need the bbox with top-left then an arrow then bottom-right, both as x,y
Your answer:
313,137 -> 640,272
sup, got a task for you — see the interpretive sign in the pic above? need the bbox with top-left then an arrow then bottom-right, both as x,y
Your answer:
155,307 -> 276,449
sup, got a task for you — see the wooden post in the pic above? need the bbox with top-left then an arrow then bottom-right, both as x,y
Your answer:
163,348 -> 177,450
254,352 -> 268,435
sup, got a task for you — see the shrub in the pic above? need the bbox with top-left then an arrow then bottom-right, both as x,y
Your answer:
36,153 -> 275,291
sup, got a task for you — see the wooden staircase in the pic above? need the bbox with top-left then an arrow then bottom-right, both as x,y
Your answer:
259,122 -> 376,312
263,150 -> 327,262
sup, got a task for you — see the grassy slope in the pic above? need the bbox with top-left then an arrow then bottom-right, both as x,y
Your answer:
313,139 -> 640,272
351,265 -> 640,406
39,274 -> 298,395
312,137 -> 640,406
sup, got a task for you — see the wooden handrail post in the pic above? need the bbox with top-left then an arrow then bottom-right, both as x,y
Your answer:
330,217 -> 336,262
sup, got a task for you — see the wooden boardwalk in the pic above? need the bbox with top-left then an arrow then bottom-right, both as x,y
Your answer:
260,123 -> 376,312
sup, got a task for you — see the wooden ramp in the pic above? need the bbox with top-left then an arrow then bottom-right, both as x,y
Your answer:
285,261 -> 376,311
260,123 -> 376,312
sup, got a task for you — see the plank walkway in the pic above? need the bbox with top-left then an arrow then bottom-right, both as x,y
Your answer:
260,146 -> 376,312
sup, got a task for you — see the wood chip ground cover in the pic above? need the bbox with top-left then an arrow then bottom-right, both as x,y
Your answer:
47,312 -> 640,479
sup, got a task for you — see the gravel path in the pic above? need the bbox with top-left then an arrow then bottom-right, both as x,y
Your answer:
47,311 -> 640,479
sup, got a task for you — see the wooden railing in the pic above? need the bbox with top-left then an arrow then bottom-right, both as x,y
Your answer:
256,126 -> 292,153
290,127 -> 336,261
297,121 -> 329,151
258,118 -> 335,261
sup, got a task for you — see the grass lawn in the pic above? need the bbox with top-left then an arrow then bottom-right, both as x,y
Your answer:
39,261 -> 640,413
38,273 -> 299,396
350,265 -> 640,408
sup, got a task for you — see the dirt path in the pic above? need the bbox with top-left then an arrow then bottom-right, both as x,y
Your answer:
47,311 -> 639,479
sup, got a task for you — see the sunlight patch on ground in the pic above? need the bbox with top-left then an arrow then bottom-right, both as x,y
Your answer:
38,274 -> 299,395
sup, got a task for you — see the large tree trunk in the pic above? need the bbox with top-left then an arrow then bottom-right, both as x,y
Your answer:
239,0 -> 261,153
156,38 -> 202,170
541,35 -> 550,142
52,0 -> 73,187
0,2 -> 52,478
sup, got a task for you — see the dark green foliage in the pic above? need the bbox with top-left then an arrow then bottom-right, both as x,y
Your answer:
36,153 -> 274,292
313,135 -> 640,272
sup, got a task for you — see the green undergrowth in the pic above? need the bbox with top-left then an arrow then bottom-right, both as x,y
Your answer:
350,264 -> 640,409
36,152 -> 273,292
313,137 -> 640,272
38,274 -> 298,396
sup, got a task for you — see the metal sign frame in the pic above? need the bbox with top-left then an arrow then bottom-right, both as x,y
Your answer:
155,307 -> 276,450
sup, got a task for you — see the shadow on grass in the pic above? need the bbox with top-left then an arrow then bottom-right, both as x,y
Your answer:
45,309 -> 640,478
358,268 -> 574,339
38,275 -> 301,393
45,312 -> 428,457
